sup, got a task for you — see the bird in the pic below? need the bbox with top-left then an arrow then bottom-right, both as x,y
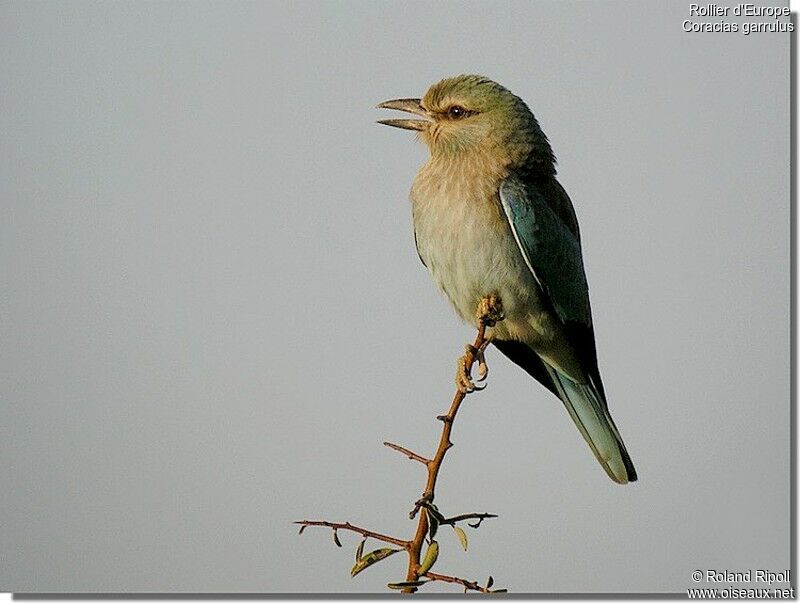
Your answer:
377,75 -> 637,484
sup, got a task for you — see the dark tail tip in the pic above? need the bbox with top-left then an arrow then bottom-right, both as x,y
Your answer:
620,444 -> 638,483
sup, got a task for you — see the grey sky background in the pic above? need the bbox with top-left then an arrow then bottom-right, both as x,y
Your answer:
0,0 -> 790,594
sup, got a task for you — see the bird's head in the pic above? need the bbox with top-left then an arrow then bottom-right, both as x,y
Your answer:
378,74 -> 554,172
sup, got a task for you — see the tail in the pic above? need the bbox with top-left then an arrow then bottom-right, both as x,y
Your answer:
545,365 -> 637,484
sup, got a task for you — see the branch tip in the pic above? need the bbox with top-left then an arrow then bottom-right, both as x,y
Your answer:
424,570 -> 505,594
440,512 -> 498,527
292,520 -> 409,549
383,441 -> 431,464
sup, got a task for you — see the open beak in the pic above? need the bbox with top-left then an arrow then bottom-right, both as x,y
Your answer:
376,98 -> 430,131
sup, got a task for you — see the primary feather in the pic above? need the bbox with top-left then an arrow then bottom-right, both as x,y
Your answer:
498,176 -> 636,483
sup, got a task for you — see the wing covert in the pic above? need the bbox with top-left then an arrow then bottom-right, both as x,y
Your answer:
498,176 -> 592,327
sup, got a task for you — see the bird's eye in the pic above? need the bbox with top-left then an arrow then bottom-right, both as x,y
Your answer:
447,105 -> 468,119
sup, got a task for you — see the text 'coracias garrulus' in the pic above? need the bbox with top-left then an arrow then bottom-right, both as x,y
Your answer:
378,75 -> 637,484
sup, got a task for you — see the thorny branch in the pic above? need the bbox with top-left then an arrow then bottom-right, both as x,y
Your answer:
383,441 -> 431,465
293,520 -> 409,549
423,571 -> 505,594
440,512 -> 498,527
295,296 -> 506,594
403,295 -> 503,590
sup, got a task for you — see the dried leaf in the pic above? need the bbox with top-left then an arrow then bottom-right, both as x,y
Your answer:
297,525 -> 306,535
487,576 -> 494,588
417,540 -> 439,575
426,509 -> 439,540
425,503 -> 445,522
387,581 -> 427,590
333,529 -> 342,547
468,520 -> 480,529
453,526 -> 468,551
350,547 -> 401,578
355,538 -> 365,562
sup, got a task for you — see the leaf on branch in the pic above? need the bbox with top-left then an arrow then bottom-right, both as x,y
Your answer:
387,580 -> 428,590
424,502 -> 445,522
487,576 -> 494,588
426,509 -> 439,540
453,526 -> 468,551
333,529 -> 342,547
297,525 -> 307,535
418,540 -> 439,575
492,588 -> 508,593
355,538 -> 365,562
350,547 -> 401,578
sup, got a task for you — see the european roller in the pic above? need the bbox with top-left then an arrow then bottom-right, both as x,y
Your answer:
378,75 -> 637,484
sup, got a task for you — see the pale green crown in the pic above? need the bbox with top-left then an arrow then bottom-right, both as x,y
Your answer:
420,74 -> 556,176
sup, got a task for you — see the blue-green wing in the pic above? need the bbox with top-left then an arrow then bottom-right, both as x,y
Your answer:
498,175 -> 592,327
498,176 -> 637,484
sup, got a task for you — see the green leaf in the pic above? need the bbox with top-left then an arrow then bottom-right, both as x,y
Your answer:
418,540 -> 439,575
355,538 -> 365,562
333,530 -> 342,547
350,547 -> 401,578
453,526 -> 468,551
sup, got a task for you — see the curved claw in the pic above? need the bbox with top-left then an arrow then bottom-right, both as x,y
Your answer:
455,355 -> 471,393
455,348 -> 487,394
475,347 -> 488,382
456,370 -> 475,394
456,378 -> 485,394
476,362 -> 488,382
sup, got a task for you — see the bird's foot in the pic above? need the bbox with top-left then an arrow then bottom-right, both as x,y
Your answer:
456,344 -> 486,394
476,294 -> 504,327
455,296 -> 504,393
